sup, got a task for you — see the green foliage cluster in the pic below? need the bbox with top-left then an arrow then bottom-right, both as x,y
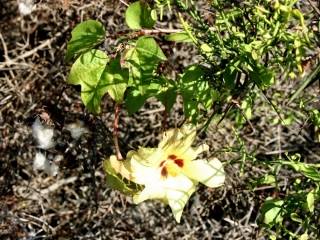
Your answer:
258,154 -> 320,239
65,0 -> 320,238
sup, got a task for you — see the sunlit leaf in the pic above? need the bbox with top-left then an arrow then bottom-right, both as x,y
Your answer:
307,190 -> 315,213
125,1 -> 156,30
261,198 -> 284,225
123,37 -> 167,114
66,20 -> 105,61
180,65 -> 216,122
67,50 -> 109,113
283,161 -> 320,182
125,36 -> 166,84
102,57 -> 129,103
165,32 -> 193,42
135,36 -> 167,65
300,231 -> 309,240
290,213 -> 302,223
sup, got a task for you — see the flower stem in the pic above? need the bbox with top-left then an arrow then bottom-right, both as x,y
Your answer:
113,103 -> 123,160
162,107 -> 167,132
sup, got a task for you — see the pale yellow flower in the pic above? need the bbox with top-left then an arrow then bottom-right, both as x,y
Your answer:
106,125 -> 225,222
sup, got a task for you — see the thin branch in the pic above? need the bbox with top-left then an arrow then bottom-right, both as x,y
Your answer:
113,28 -> 183,39
306,0 -> 320,16
142,28 -> 183,34
162,108 -> 168,132
113,103 -> 123,160
0,32 -> 9,61
0,27 -> 67,69
119,0 -> 129,7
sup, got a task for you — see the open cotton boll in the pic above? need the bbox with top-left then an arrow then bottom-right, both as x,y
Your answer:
48,162 -> 59,176
33,152 -> 59,176
65,120 -> 89,139
32,118 -> 55,149
33,152 -> 48,170
18,0 -> 35,16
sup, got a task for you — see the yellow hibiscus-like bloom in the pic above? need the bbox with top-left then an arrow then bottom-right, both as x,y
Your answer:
105,125 -> 225,222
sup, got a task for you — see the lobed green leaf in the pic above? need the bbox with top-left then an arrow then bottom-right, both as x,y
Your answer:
67,49 -> 109,114
101,57 -> 129,103
66,20 -> 105,61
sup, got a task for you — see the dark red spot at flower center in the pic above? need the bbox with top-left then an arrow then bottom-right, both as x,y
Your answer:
174,159 -> 184,168
168,154 -> 177,160
159,160 -> 166,167
161,166 -> 168,177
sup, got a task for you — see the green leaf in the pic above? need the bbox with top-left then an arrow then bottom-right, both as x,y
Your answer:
125,88 -> 149,115
123,37 -> 167,114
157,87 -> 177,112
200,44 -> 213,53
307,190 -> 315,212
290,213 -> 302,223
125,1 -> 156,30
284,161 -> 320,181
223,64 -> 238,90
165,32 -> 193,42
66,20 -> 105,61
299,231 -> 309,240
180,65 -> 216,122
102,57 -> 129,103
261,198 -> 284,225
103,159 -> 142,195
135,36 -> 167,64
250,65 -> 274,90
256,174 -> 276,186
67,49 -> 109,114
125,83 -> 160,115
125,36 -> 166,83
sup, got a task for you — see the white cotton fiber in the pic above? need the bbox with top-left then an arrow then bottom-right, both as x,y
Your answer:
65,120 -> 89,139
32,118 -> 55,149
18,0 -> 34,16
33,152 -> 48,170
33,152 -> 59,176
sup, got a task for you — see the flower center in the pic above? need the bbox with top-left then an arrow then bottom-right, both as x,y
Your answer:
160,154 -> 185,177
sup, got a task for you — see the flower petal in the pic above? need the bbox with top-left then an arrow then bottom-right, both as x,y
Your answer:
133,183 -> 166,204
130,158 -> 161,185
133,174 -> 196,223
184,158 -> 225,188
166,175 -> 196,222
159,125 -> 196,155
127,147 -> 162,166
179,144 -> 209,163
107,151 -> 162,185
